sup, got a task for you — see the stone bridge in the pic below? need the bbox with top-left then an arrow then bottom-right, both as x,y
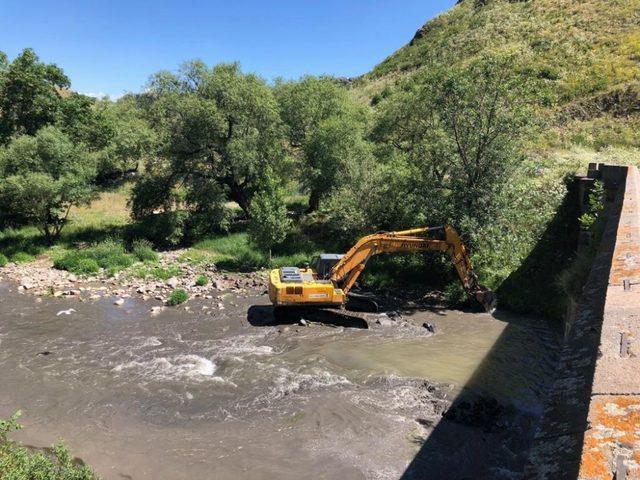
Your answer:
525,165 -> 640,480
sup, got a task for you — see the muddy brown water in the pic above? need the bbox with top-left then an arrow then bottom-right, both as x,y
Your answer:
0,282 -> 560,479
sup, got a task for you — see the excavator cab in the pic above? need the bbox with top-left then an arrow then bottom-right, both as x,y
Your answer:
312,254 -> 345,280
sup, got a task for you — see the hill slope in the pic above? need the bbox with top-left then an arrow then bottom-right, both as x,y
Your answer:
357,0 -> 639,105
353,0 -> 640,174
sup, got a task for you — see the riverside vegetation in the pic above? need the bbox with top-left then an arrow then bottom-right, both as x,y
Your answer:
1,0 -> 638,470
1,0 -> 637,312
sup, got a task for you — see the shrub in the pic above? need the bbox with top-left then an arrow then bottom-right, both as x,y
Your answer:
167,288 -> 188,306
53,240 -> 135,275
0,254 -> 7,267
10,251 -> 34,263
0,410 -> 97,480
195,274 -> 208,286
131,239 -> 158,262
74,258 -> 100,275
247,174 -> 291,259
129,211 -> 187,248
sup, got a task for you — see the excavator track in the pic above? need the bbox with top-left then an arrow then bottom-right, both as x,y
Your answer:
273,306 -> 371,329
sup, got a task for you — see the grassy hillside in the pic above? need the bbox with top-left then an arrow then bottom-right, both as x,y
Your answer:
356,0 -> 639,104
355,0 -> 640,150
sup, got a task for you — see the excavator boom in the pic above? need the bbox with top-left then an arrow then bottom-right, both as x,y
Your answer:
268,225 -> 497,314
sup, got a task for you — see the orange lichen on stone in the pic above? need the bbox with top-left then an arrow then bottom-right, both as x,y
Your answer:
579,396 -> 640,479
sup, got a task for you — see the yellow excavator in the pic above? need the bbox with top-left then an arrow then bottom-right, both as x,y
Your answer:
268,225 -> 497,322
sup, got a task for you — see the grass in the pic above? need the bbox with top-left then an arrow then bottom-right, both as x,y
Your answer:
128,263 -> 180,281
360,0 -> 640,104
195,274 -> 208,286
0,183 -> 133,264
0,254 -> 7,267
10,251 -> 35,264
131,239 -> 158,262
167,288 -> 188,306
184,232 -> 322,271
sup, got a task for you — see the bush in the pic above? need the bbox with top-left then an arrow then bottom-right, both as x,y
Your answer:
167,288 -> 188,306
131,239 -> 158,262
53,240 -> 135,275
10,251 -> 34,263
129,211 -> 187,248
74,258 -> 100,275
195,274 -> 208,286
0,410 -> 97,480
0,254 -> 8,267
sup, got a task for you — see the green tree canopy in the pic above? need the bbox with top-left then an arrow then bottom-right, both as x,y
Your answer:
374,54 -> 538,233
274,76 -> 370,212
303,115 -> 374,212
0,126 -> 96,243
131,61 -> 285,238
247,170 -> 291,258
0,49 -> 70,143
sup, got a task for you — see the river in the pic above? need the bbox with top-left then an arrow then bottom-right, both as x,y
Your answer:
0,281 -> 560,479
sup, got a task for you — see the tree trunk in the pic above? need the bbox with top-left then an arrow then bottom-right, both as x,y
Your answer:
306,189 -> 321,214
229,186 -> 251,217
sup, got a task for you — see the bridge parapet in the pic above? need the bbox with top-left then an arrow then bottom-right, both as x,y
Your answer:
580,165 -> 640,480
525,165 -> 640,480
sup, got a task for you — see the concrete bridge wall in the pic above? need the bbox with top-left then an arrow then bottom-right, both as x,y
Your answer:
525,165 -> 640,480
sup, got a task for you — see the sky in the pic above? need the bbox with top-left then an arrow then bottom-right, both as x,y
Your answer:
1,0 -> 455,98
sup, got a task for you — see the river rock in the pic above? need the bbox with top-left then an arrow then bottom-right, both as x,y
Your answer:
213,280 -> 226,290
422,322 -> 436,333
150,306 -> 164,315
376,316 -> 395,327
114,298 -> 125,306
166,277 -> 179,288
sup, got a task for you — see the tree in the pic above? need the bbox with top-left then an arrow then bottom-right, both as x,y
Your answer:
91,99 -> 157,182
0,49 -> 70,143
247,172 -> 291,260
275,76 -> 369,212
303,116 -> 374,212
0,127 -> 96,243
374,54 -> 537,232
131,61 -> 285,237
275,76 -> 355,148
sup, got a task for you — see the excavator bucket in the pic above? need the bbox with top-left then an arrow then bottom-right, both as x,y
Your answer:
474,288 -> 497,314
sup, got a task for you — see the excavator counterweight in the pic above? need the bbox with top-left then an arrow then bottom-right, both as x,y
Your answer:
268,225 -> 497,316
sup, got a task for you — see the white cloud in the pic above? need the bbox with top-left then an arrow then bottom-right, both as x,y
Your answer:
79,91 -> 125,100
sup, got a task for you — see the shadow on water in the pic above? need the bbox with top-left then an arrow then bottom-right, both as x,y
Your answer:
246,304 -> 369,329
400,174 -> 623,479
399,310 -> 557,480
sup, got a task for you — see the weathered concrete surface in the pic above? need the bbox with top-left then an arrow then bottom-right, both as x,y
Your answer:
524,165 -> 640,480
580,166 -> 640,480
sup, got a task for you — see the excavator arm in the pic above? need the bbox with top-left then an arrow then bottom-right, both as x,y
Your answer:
329,225 -> 497,312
